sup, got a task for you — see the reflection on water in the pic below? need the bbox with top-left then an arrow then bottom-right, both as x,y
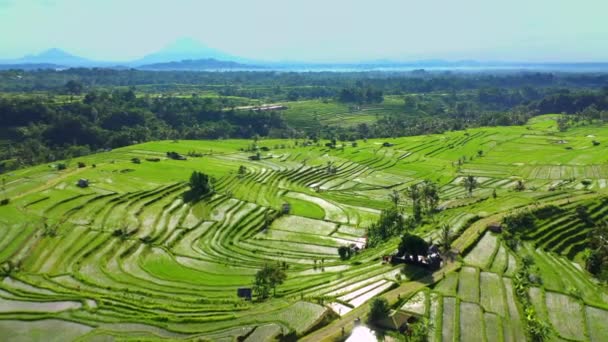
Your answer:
346,325 -> 376,342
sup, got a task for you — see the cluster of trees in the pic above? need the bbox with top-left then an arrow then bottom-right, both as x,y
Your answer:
337,87 -> 383,104
252,263 -> 287,300
3,69 -> 608,95
368,182 -> 440,247
583,219 -> 608,281
0,88 -> 288,172
2,69 -> 608,172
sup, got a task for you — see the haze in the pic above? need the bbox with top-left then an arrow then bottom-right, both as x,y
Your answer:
1,0 -> 607,62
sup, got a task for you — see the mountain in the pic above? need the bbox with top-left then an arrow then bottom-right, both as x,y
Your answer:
0,63 -> 65,71
4,48 -> 95,67
132,38 -> 241,66
138,58 -> 263,71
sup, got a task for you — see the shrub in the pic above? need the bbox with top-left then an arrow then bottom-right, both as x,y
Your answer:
338,246 -> 351,260
503,211 -> 535,233
77,162 -> 86,168
57,163 -> 67,170
398,233 -> 429,256
368,297 -> 390,323
0,198 -> 9,206
131,157 -> 141,164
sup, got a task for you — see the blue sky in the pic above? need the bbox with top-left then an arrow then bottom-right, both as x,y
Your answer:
1,0 -> 607,62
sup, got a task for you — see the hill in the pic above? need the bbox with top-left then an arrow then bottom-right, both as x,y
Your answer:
0,115 -> 607,340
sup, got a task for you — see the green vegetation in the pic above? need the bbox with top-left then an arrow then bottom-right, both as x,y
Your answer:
368,297 -> 391,323
0,111 -> 607,340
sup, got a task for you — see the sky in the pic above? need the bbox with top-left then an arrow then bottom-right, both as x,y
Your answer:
1,0 -> 607,62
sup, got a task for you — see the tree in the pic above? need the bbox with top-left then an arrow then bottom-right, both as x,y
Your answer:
389,189 -> 401,207
368,297 -> 390,323
65,80 -> 83,101
438,224 -> 453,252
338,246 -> 351,260
185,171 -> 213,202
406,183 -> 422,222
462,175 -> 478,197
398,233 -> 429,256
237,165 -> 247,176
367,206 -> 403,247
421,180 -> 440,215
407,317 -> 431,342
253,263 -> 287,300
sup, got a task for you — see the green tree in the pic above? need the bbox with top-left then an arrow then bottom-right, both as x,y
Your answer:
421,180 -> 440,215
65,80 -> 83,101
389,189 -> 401,207
438,224 -> 453,252
368,297 -> 390,323
185,171 -> 213,202
338,246 -> 351,260
398,233 -> 429,256
462,175 -> 478,197
253,263 -> 287,300
406,183 -> 422,222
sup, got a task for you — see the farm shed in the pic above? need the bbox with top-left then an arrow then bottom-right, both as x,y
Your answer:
77,179 -> 89,188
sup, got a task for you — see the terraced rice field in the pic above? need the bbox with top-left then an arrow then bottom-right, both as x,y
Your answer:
1,115 -> 608,340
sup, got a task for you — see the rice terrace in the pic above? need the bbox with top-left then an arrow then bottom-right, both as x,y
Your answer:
3,1 -> 608,341
1,113 -> 608,341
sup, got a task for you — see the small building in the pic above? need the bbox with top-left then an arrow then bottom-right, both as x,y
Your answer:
488,222 -> 502,233
377,310 -> 412,332
77,179 -> 89,188
281,203 -> 291,214
237,287 -> 252,301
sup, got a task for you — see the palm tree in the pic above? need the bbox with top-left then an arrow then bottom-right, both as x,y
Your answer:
438,224 -> 453,252
462,175 -> 478,197
406,184 -> 422,221
389,189 -> 401,207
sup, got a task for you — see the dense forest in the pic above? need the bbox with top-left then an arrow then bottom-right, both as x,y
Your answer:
1,69 -> 608,172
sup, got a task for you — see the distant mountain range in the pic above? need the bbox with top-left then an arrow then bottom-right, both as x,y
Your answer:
2,38 -> 608,72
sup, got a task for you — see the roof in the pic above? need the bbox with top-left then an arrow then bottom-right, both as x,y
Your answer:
376,310 -> 411,330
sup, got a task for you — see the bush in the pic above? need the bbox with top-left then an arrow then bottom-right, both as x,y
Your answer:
77,162 -> 86,168
57,163 -> 67,170
338,246 -> 351,260
368,297 -> 390,323
0,198 -> 9,206
131,157 -> 141,164
503,211 -> 535,233
398,233 -> 429,256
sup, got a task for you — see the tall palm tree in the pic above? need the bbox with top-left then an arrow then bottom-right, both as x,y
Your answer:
438,224 -> 453,252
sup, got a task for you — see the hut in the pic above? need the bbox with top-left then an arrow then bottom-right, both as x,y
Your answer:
77,179 -> 89,188
488,222 -> 502,233
237,287 -> 252,301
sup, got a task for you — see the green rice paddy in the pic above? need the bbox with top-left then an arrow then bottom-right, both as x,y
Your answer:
0,115 -> 607,340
